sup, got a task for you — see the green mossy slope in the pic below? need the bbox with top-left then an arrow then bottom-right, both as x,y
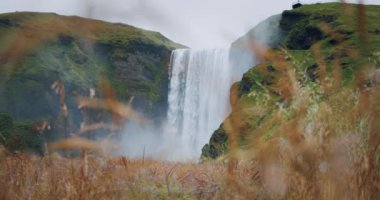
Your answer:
202,3 -> 380,160
0,11 -> 183,125
0,12 -> 184,153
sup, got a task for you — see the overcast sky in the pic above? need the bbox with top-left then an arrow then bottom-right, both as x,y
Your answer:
0,0 -> 379,48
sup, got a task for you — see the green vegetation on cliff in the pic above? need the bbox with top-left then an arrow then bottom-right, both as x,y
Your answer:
202,3 -> 380,160
0,12 -> 183,153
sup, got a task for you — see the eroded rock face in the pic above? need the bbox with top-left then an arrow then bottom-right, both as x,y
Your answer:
113,51 -> 160,81
201,125 -> 228,159
280,10 -> 326,50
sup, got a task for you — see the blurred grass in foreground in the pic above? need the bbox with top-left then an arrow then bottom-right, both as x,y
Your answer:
1,2 -> 380,200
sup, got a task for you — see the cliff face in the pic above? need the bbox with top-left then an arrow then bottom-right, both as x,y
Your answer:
0,12 -> 183,127
0,12 -> 185,153
202,3 -> 380,159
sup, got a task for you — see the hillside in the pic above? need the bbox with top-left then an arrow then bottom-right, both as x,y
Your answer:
202,3 -> 380,159
0,12 -> 182,152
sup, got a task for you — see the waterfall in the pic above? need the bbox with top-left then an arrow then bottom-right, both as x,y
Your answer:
120,47 -> 253,161
120,14 -> 278,161
167,47 -> 248,158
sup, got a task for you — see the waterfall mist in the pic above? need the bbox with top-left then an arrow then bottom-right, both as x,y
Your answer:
120,47 -> 251,161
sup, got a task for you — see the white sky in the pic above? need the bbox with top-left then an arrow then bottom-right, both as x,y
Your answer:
0,0 -> 379,48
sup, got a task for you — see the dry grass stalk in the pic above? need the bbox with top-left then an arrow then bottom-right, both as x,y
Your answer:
77,122 -> 122,135
51,80 -> 68,117
77,97 -> 144,124
48,137 -> 101,151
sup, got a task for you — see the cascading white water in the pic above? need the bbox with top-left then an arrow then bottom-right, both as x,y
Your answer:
121,47 -> 253,161
167,47 -> 244,158
119,14 -> 279,161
